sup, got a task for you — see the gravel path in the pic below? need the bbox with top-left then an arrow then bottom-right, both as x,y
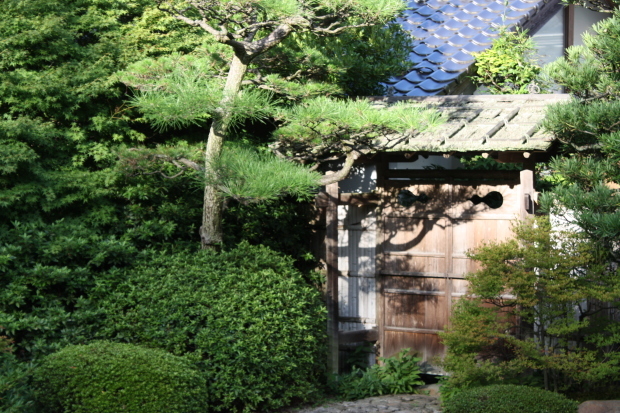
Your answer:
286,394 -> 442,413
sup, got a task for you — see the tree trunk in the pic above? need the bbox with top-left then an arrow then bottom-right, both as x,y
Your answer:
199,54 -> 248,249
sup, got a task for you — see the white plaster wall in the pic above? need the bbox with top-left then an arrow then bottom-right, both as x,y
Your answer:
573,7 -> 608,47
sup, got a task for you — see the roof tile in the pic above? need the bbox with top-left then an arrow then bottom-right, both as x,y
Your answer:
421,19 -> 442,31
463,41 -> 490,53
425,36 -> 448,47
509,0 -> 537,11
405,70 -> 430,83
463,3 -> 485,13
419,78 -> 450,92
415,5 -> 437,16
485,1 -> 508,13
467,17 -> 489,30
440,4 -> 461,15
426,50 -> 450,64
414,60 -> 440,72
458,25 -> 480,38
445,18 -> 467,30
406,12 -> 428,25
405,87 -> 439,96
411,27 -> 431,39
426,0 -> 448,9
430,69 -> 464,82
447,34 -> 469,47
434,27 -> 457,39
430,12 -> 449,23
437,43 -> 461,55
413,43 -> 435,56
393,79 -> 418,93
452,50 -> 476,64
472,32 -> 495,45
478,9 -> 500,21
454,10 -> 476,22
441,59 -> 471,72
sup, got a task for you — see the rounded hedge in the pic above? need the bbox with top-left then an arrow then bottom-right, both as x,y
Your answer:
32,341 -> 209,413
96,242 -> 327,412
442,384 -> 578,413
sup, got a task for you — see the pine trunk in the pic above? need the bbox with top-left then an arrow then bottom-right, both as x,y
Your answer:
199,55 -> 248,249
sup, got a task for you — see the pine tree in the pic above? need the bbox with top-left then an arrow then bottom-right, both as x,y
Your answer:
542,11 -> 620,263
125,0 -> 444,249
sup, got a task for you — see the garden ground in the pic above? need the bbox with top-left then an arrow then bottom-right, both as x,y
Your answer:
284,394 -> 442,413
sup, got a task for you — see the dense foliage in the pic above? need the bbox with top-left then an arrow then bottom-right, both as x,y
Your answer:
442,384 -> 578,413
0,335 -> 35,413
440,217 -> 620,394
90,243 -> 326,412
32,341 -> 209,413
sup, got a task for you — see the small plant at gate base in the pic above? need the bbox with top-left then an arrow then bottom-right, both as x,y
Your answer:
338,348 -> 424,400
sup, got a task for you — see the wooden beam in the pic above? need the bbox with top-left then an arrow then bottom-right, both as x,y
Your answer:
339,193 -> 381,206
316,192 -> 380,208
325,179 -> 340,374
384,169 -> 520,180
339,329 -> 379,344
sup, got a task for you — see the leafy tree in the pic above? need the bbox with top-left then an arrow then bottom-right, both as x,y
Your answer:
541,12 -> 620,263
471,29 -> 543,94
125,0 -> 442,249
441,217 -> 620,394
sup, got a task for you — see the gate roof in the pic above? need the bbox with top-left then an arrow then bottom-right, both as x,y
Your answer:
370,93 -> 570,153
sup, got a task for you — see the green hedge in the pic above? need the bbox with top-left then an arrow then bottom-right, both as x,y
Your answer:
32,341 -> 208,413
96,242 -> 327,412
442,384 -> 578,413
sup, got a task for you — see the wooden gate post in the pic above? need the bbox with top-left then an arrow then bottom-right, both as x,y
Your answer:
520,168 -> 535,219
325,180 -> 339,374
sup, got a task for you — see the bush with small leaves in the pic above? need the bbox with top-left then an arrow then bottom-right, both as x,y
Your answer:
32,341 -> 209,413
442,384 -> 578,413
95,242 -> 327,412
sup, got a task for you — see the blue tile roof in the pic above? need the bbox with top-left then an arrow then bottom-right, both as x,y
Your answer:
385,0 -> 558,96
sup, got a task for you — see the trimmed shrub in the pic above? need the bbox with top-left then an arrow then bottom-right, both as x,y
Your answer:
96,242 -> 327,412
32,341 -> 208,413
442,384 -> 578,413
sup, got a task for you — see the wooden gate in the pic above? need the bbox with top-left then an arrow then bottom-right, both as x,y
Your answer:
377,175 -> 522,372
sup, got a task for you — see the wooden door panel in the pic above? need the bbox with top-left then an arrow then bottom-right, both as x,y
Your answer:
380,180 -> 521,372
384,288 -> 447,329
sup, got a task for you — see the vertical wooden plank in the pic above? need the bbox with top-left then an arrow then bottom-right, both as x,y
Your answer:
375,155 -> 386,360
520,169 -> 535,220
445,181 -> 454,328
326,180 -> 339,374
